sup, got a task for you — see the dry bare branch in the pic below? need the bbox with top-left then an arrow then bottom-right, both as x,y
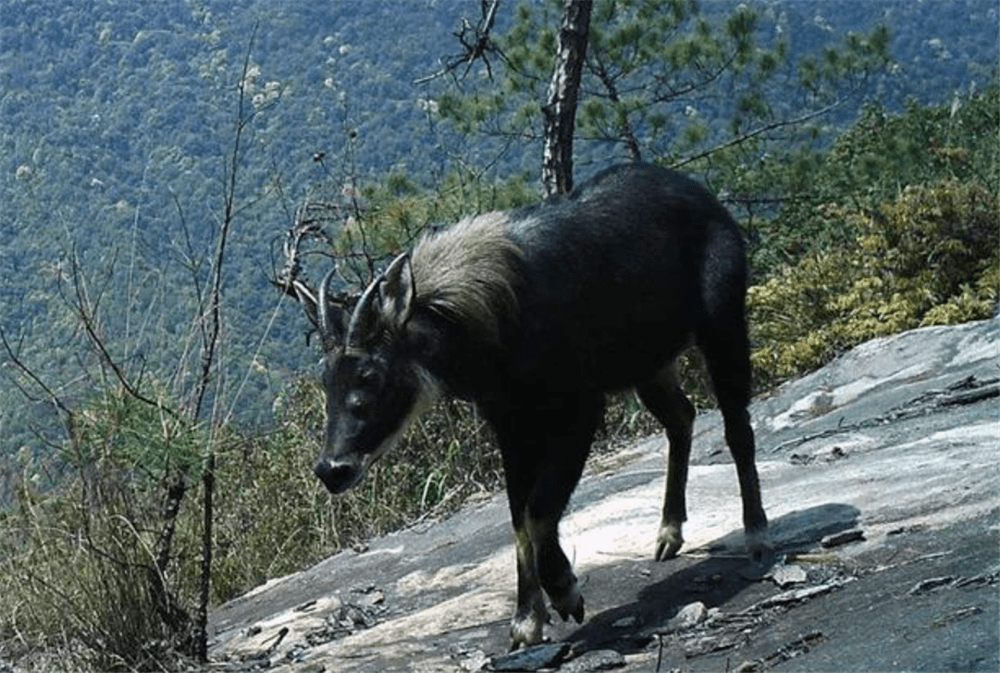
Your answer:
414,0 -> 504,85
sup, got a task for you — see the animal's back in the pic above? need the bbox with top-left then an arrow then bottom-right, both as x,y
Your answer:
503,163 -> 747,390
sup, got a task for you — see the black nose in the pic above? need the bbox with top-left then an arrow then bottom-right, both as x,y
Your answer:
314,459 -> 361,494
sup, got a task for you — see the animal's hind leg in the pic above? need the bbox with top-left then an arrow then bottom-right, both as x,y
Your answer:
638,363 -> 696,561
719,401 -> 769,561
699,320 -> 770,562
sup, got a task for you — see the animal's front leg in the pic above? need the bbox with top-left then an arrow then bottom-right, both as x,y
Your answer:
510,526 -> 549,648
497,393 -> 600,648
523,395 -> 601,626
529,513 -> 584,624
500,429 -> 550,648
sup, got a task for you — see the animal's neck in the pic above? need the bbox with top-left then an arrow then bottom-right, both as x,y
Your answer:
406,308 -> 506,406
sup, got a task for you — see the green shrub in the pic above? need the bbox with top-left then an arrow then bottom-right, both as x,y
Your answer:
746,79 -> 998,278
0,386 -> 200,671
749,179 -> 999,387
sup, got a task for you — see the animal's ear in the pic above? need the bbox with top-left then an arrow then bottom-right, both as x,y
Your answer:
316,299 -> 350,352
380,252 -> 415,332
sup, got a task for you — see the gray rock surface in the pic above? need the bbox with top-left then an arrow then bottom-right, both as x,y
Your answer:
211,317 -> 999,672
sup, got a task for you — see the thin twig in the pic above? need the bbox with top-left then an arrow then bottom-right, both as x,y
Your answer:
671,100 -> 842,170
0,325 -> 72,417
62,252 -> 180,419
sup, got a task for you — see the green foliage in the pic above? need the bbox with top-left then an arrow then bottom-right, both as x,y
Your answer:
438,0 -> 891,171
69,381 -> 203,478
739,77 -> 999,278
0,365 -> 509,666
831,85 -> 1000,202
745,78 -> 999,389
797,24 -> 891,99
1,501 -> 182,671
749,179 -> 999,387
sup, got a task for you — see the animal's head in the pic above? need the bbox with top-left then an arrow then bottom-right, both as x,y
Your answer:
305,253 -> 438,494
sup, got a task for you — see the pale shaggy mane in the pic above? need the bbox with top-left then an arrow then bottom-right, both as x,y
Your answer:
410,211 -> 523,347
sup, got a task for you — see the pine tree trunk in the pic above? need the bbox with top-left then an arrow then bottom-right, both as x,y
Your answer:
541,0 -> 592,196
196,453 -> 215,661
150,472 -> 191,634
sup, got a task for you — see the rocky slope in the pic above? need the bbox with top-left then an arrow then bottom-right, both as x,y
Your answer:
210,317 -> 999,672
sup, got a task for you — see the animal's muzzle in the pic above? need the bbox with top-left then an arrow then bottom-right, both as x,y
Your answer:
314,458 -> 362,494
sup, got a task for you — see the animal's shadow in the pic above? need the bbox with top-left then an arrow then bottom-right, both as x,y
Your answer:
564,503 -> 861,654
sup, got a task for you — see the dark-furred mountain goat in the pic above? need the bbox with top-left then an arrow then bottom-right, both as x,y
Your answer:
285,163 -> 769,648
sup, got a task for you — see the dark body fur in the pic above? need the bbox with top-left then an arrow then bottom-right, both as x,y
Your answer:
447,164 -> 748,393
310,163 -> 768,648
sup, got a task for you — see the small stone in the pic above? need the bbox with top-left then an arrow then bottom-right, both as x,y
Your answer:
489,642 -> 570,672
821,529 -> 864,548
664,601 -> 707,632
752,580 -> 846,610
459,649 -> 489,671
768,563 -> 808,589
561,649 -> 626,672
825,446 -> 848,461
358,588 -> 385,605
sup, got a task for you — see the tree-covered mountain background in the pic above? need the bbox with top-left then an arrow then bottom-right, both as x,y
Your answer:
1,0 -> 995,466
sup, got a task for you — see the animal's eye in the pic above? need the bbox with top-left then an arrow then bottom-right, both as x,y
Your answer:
357,367 -> 380,392
343,363 -> 380,417
346,390 -> 370,417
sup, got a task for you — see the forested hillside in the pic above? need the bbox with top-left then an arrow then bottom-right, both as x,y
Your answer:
1,0 -> 995,452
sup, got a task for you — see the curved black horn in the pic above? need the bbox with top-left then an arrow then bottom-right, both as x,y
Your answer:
346,274 -> 385,348
317,268 -> 338,347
